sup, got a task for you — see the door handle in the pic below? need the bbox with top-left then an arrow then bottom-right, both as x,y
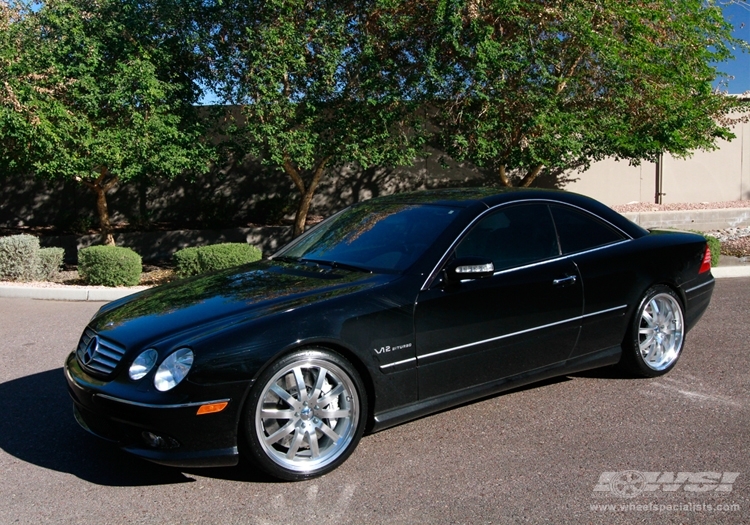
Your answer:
553,275 -> 577,287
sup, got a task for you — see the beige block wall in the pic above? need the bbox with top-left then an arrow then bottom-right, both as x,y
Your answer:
565,112 -> 750,205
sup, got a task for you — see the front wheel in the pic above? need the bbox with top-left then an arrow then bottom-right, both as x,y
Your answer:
620,285 -> 685,377
243,349 -> 367,481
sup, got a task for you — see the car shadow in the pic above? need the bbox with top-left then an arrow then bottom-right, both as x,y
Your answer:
568,364 -> 633,380
0,368 -> 274,486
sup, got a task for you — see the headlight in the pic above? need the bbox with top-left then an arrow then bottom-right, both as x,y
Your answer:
154,348 -> 194,392
129,349 -> 158,380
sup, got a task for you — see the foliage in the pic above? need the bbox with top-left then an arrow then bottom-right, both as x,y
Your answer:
0,0 -> 214,245
704,234 -> 721,267
173,247 -> 202,278
210,0 -> 428,236
78,245 -> 142,286
174,243 -> 262,277
3,0 -> 748,236
413,0 -> 750,187
0,234 -> 40,281
0,234 -> 63,281
37,247 -> 64,280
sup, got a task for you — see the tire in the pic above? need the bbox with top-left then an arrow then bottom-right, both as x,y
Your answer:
620,285 -> 685,377
243,348 -> 367,481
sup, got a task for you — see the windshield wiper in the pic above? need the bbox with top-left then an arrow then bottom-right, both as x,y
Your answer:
299,258 -> 372,273
271,255 -> 300,263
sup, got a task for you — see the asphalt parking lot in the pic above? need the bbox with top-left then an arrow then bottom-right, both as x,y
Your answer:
0,278 -> 748,524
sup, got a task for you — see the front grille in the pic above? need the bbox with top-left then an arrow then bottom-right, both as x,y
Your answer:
76,327 -> 127,377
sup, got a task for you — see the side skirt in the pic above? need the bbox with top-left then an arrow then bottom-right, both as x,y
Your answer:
371,346 -> 622,433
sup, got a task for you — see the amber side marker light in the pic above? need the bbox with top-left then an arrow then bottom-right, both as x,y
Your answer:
699,246 -> 712,274
196,402 -> 229,415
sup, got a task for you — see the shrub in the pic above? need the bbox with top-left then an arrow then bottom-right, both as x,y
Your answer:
173,246 -> 202,277
704,234 -> 721,267
198,243 -> 262,273
78,245 -> 142,287
0,234 -> 40,282
37,247 -> 65,280
173,243 -> 262,277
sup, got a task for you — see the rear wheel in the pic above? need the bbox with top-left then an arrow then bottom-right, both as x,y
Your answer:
243,348 -> 367,480
620,285 -> 685,377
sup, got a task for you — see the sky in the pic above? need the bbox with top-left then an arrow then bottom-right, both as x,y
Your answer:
717,3 -> 750,94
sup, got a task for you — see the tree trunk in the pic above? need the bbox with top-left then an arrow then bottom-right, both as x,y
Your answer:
519,164 -> 544,187
81,168 -> 119,246
498,164 -> 544,188
293,188 -> 316,238
283,156 -> 330,237
498,165 -> 512,187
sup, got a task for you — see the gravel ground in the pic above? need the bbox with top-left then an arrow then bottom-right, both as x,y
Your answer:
610,200 -> 750,213
704,227 -> 750,257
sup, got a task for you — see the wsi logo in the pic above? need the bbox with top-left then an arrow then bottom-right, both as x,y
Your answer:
593,471 -> 740,498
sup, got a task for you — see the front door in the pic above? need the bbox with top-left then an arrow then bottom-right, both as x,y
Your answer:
414,203 -> 583,400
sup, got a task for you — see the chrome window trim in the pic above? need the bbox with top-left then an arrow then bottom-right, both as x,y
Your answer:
95,393 -> 231,410
420,199 -> 633,291
415,304 -> 627,362
485,240 -> 630,278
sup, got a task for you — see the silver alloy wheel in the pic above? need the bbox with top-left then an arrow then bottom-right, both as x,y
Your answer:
254,357 -> 360,473
637,292 -> 684,371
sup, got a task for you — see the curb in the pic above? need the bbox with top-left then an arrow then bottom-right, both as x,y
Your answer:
0,266 -> 747,302
710,266 -> 750,279
0,285 -> 148,301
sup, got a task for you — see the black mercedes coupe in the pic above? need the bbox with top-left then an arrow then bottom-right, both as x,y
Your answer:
65,188 -> 715,480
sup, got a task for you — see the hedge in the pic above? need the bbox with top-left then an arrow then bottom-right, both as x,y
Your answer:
174,243 -> 262,277
78,245 -> 142,287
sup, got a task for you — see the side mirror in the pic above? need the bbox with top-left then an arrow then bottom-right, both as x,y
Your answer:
445,257 -> 495,284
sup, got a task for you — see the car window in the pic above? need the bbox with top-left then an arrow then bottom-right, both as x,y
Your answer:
455,203 -> 560,272
276,203 -> 461,272
550,204 -> 625,254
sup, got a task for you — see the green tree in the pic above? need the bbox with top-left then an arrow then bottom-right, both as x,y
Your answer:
416,0 -> 750,187
0,0 -> 213,244
0,1 -> 36,174
210,0 -> 426,236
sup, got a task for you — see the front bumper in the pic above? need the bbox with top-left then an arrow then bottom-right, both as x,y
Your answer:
64,351 -> 252,468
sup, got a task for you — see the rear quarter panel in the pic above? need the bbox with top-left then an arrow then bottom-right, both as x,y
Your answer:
570,230 -> 711,358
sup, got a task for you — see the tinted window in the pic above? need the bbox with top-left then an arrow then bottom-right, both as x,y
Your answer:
550,205 -> 625,254
455,204 -> 560,271
276,203 -> 460,272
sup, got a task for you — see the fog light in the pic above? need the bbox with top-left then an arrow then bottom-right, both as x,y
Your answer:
141,431 -> 179,449
143,431 -> 165,448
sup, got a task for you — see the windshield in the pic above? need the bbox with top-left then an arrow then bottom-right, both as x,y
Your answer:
274,202 -> 461,273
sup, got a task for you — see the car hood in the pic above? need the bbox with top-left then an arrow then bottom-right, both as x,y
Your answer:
89,260 -> 394,350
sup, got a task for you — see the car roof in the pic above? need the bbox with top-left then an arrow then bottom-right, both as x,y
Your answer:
358,187 -> 648,238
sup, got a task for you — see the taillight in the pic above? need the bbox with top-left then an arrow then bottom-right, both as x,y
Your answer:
699,246 -> 711,274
